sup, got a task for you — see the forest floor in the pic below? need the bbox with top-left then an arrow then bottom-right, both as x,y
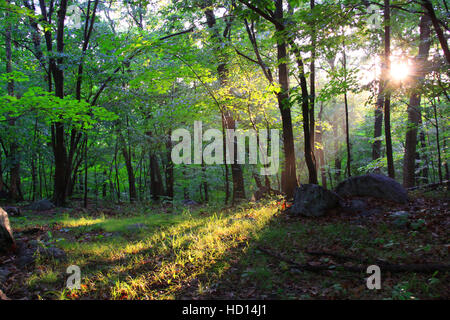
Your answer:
1,189 -> 449,300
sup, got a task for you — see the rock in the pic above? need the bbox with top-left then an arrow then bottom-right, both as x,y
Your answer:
182,199 -> 198,206
290,184 -> 340,217
391,211 -> 410,228
360,208 -> 382,217
335,174 -> 408,203
349,199 -> 367,211
16,241 -> 37,267
342,199 -> 380,217
3,206 -> 21,217
16,240 -> 66,266
25,199 -> 55,211
0,207 -> 15,254
391,211 -> 410,218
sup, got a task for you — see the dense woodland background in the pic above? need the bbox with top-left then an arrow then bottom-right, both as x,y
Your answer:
0,0 -> 448,207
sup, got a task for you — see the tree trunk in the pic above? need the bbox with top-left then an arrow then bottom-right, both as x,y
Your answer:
342,46 -> 351,177
118,131 -> 136,202
5,0 -> 22,202
315,103 -> 327,188
44,0 -> 69,206
309,0 -> 316,170
418,122 -> 429,184
384,0 -> 395,179
403,14 -> 431,187
433,101 -> 443,183
291,45 -> 317,186
165,137 -> 174,199
372,81 -> 384,161
83,136 -> 88,208
333,113 -> 342,182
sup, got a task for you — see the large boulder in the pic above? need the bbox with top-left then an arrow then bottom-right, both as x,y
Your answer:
25,199 -> 55,211
182,199 -> 198,206
0,207 -> 15,254
335,174 -> 408,203
290,184 -> 340,217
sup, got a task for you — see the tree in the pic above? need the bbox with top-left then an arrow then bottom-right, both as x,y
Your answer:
403,14 -> 432,188
384,0 -> 395,179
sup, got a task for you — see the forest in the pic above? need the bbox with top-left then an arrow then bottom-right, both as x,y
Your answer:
0,0 -> 449,301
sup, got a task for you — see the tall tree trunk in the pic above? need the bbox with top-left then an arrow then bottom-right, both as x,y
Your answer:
291,45 -> 317,186
238,1 -> 301,194
5,0 -> 22,202
113,140 -> 121,201
403,14 -> 431,187
342,46 -> 352,177
309,0 -> 316,170
384,0 -> 395,178
31,118 -> 39,201
46,0 -> 69,206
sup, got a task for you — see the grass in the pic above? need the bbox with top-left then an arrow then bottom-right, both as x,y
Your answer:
9,200 -> 279,300
6,195 -> 449,300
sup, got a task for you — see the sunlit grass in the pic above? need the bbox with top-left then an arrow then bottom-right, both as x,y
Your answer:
10,200 -> 279,299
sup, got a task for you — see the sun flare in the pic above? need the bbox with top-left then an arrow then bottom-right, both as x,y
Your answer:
390,61 -> 410,81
